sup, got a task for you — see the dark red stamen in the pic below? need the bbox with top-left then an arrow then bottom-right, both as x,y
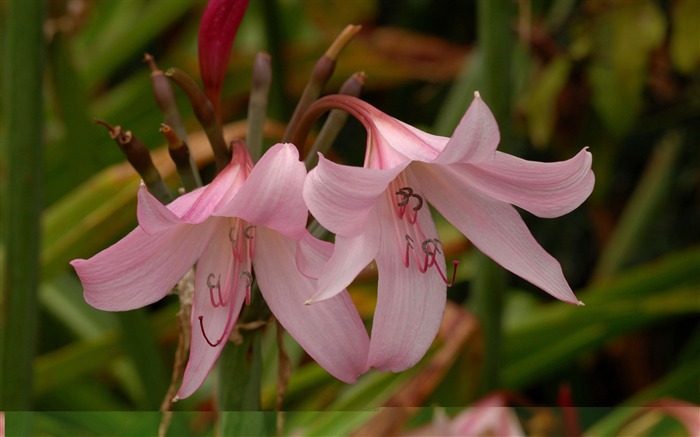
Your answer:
198,315 -> 224,347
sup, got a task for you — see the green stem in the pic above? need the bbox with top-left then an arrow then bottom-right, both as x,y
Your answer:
247,52 -> 272,162
218,289 -> 268,435
0,0 -> 45,412
469,0 -> 514,395
116,310 -> 169,409
260,0 -> 290,120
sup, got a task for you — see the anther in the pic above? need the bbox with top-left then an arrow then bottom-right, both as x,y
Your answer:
411,193 -> 424,211
240,271 -> 253,305
207,273 -> 226,307
422,238 -> 443,257
243,225 -> 256,239
396,187 -> 413,207
404,234 -> 414,267
229,226 -> 238,245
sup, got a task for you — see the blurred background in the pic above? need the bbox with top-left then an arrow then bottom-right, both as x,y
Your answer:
1,0 -> 699,435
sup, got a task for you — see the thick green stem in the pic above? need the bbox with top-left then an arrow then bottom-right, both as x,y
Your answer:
116,310 -> 169,409
469,0 -> 514,395
0,0 -> 45,412
217,289 -> 268,435
260,0 -> 290,120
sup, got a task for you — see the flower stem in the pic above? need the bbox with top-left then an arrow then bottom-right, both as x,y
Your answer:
303,72 -> 366,169
145,54 -> 189,143
469,0 -> 514,395
218,288 -> 269,435
247,52 -> 272,162
283,25 -> 361,143
166,67 -> 230,173
0,0 -> 45,413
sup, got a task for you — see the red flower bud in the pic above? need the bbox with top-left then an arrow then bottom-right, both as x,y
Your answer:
198,0 -> 250,118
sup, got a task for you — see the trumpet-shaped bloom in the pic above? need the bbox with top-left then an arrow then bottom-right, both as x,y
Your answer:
303,93 -> 594,372
72,144 -> 369,399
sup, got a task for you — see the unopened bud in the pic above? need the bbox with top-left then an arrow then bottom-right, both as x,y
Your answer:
95,119 -> 172,203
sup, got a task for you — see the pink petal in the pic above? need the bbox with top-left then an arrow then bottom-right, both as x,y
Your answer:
453,148 -> 594,218
198,0 -> 250,116
645,399 -> 700,437
367,196 -> 447,371
137,184 -> 187,234
417,163 -> 582,305
253,227 -> 370,382
319,96 -> 444,167
433,92 -> 500,164
295,231 -> 334,279
452,395 -> 526,436
179,156 -> 246,223
71,220 -> 217,311
304,154 -> 404,236
306,213 -> 381,303
216,144 -> 308,239
177,218 -> 248,399
138,157 -> 244,234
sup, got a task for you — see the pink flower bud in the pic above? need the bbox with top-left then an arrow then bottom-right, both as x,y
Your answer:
198,0 -> 249,117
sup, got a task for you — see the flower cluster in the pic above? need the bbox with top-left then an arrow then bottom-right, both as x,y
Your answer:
71,0 -> 594,400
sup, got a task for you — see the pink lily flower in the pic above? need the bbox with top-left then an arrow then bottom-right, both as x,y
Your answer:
198,0 -> 250,117
71,143 -> 369,399
303,93 -> 594,372
404,394 -> 525,436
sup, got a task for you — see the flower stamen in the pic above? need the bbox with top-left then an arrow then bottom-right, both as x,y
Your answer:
241,270 -> 253,305
207,273 -> 227,307
198,315 -> 225,347
395,186 -> 423,223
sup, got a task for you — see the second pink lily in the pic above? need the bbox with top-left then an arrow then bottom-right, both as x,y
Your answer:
301,92 -> 594,372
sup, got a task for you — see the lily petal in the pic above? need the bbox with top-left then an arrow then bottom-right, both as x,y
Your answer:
454,148 -> 594,218
304,154 -> 404,236
307,212 -> 381,303
367,196 -> 447,371
138,158 -> 244,234
216,144 -> 307,239
254,227 -> 370,382
71,220 -> 217,311
137,184 -> 189,234
177,218 -> 248,399
417,163 -> 581,305
296,231 -> 334,279
433,93 -> 500,164
321,96 -> 444,166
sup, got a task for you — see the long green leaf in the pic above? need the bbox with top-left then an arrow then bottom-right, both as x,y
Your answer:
503,248 -> 700,388
0,0 -> 46,412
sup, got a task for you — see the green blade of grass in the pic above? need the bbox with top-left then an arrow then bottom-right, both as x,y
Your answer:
0,0 -> 46,412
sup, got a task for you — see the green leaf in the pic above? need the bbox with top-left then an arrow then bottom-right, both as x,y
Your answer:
503,248 -> 700,389
670,0 -> 700,74
1,0 -> 46,411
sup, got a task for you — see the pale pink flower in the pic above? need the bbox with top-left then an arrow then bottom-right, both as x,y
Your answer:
637,399 -> 700,437
71,143 -> 369,399
404,394 -> 525,436
303,93 -> 594,372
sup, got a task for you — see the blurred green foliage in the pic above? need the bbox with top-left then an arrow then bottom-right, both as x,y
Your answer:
1,0 -> 699,436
